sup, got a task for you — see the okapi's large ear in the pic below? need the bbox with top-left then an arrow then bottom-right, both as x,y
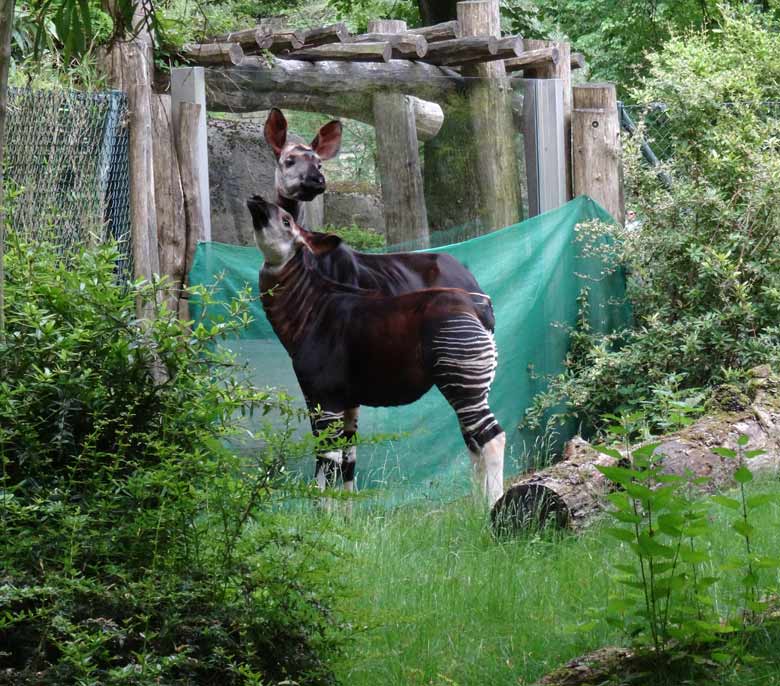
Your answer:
304,231 -> 343,255
311,120 -> 342,161
264,108 -> 288,158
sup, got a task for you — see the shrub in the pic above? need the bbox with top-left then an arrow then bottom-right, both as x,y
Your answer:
0,235 -> 348,685
322,222 -> 386,251
525,7 -> 780,437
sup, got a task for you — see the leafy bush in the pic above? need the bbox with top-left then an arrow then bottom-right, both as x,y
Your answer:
525,8 -> 780,436
322,223 -> 386,251
0,235 -> 348,685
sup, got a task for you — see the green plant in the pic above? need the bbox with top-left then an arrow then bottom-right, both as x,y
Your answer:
322,222 -> 386,251
524,7 -> 780,439
596,415 -> 780,667
0,234 -> 349,684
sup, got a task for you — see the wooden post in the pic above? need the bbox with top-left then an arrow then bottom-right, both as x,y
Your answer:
171,67 -> 212,241
174,101 -> 206,321
457,0 -> 521,231
521,78 -> 567,216
369,19 -> 429,246
0,0 -> 15,342
152,94 -> 187,313
572,83 -> 624,225
524,39 -> 572,199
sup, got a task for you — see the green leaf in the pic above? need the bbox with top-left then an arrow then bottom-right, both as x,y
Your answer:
592,445 -> 622,460
637,533 -> 674,558
732,519 -> 754,537
745,449 -> 766,459
680,548 -> 708,564
625,482 -> 654,501
711,495 -> 740,510
734,466 -> 753,483
611,510 -> 642,524
597,465 -> 640,486
737,434 -> 749,446
712,447 -> 737,459
613,564 -> 637,575
604,527 -> 636,543
746,493 -> 775,509
632,442 -> 662,460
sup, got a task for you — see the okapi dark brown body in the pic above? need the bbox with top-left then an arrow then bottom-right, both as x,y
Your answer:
249,196 -> 506,506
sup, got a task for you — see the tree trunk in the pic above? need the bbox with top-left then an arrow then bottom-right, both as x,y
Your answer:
0,0 -> 14,343
417,0 -> 459,25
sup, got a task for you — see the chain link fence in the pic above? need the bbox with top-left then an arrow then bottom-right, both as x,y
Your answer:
620,100 -> 780,171
5,88 -> 132,280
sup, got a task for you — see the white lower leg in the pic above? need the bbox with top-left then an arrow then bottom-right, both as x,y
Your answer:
342,445 -> 357,493
480,432 -> 506,507
315,450 -> 342,492
469,448 -> 486,496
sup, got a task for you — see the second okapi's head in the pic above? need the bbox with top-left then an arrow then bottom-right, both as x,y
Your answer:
248,195 -> 341,269
264,108 -> 342,202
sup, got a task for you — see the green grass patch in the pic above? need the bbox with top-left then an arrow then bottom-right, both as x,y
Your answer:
317,479 -> 780,686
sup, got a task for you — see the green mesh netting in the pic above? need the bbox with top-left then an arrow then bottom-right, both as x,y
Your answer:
189,196 -> 628,504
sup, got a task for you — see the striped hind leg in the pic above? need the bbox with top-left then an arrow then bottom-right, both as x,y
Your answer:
431,315 -> 505,507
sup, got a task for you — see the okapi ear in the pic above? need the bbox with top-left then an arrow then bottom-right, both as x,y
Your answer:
304,231 -> 343,255
264,108 -> 288,158
311,120 -> 342,161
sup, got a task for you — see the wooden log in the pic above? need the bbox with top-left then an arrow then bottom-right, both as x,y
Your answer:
350,32 -> 428,58
173,102 -> 205,293
493,369 -> 780,534
408,20 -> 462,42
282,41 -> 392,63
457,0 -> 521,230
300,22 -> 349,47
524,38 -> 573,197
572,83 -> 624,224
571,52 -> 585,70
420,35 -> 522,66
151,94 -> 186,314
202,26 -> 272,53
264,30 -> 306,55
367,19 -> 407,33
181,42 -> 244,66
203,58 -> 462,109
504,46 -> 559,73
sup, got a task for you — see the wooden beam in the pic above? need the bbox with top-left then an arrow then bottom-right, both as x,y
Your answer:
181,42 -> 244,66
203,58 -> 462,109
202,26 -> 272,53
300,22 -> 349,47
264,30 -> 306,55
504,46 -> 559,73
420,35 -> 522,66
369,18 -> 429,247
457,0 -> 521,230
572,83 -> 624,224
571,52 -> 586,70
408,20 -> 461,42
350,32 -> 428,58
282,41 -> 392,63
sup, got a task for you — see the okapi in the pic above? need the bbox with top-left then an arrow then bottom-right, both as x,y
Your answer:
264,109 -> 495,484
248,195 -> 505,506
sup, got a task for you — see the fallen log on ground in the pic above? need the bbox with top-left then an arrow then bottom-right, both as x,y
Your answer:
492,366 -> 780,533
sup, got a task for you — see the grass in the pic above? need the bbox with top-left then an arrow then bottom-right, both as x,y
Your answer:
304,479 -> 780,685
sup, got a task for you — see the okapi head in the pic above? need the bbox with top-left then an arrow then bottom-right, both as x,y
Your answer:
248,195 -> 341,268
264,108 -> 343,203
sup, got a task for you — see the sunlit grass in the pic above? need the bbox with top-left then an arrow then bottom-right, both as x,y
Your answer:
303,479 -> 780,685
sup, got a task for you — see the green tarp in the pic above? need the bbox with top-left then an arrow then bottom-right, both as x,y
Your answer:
189,196 -> 627,503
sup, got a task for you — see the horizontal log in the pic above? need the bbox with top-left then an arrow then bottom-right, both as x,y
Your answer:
181,42 -> 244,66
571,51 -> 585,70
420,35 -> 522,66
265,30 -> 306,55
203,58 -> 462,111
300,22 -> 349,47
349,32 -> 428,58
282,41 -> 392,63
492,367 -> 780,535
408,20 -> 461,42
504,46 -> 559,73
202,26 -> 271,53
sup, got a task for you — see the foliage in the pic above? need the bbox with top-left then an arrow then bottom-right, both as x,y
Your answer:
524,8 -> 780,437
597,417 -> 779,668
325,0 -> 420,31
0,235 -> 349,685
322,223 -> 386,251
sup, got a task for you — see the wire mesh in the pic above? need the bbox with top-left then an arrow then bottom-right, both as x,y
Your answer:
4,88 -> 132,280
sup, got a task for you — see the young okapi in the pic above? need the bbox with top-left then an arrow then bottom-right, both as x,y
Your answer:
264,109 -> 495,484
248,195 -> 505,506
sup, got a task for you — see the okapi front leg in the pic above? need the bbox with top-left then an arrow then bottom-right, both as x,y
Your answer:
342,407 -> 360,492
309,408 -> 345,491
